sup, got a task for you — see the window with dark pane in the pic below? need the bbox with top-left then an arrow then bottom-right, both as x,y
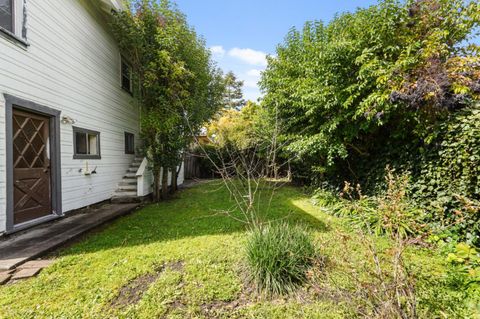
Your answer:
73,127 -> 101,159
0,0 -> 13,32
75,132 -> 87,155
125,132 -> 135,154
121,56 -> 132,93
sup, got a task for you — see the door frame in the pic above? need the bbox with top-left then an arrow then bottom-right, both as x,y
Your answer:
4,94 -> 62,232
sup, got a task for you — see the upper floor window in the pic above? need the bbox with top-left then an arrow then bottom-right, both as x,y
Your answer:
0,0 -> 27,45
121,56 -> 133,94
0,0 -> 13,33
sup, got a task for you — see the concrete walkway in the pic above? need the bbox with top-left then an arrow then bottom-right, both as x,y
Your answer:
181,178 -> 217,189
0,203 -> 140,271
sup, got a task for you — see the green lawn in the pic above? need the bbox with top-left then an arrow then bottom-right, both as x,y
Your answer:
0,181 -> 464,318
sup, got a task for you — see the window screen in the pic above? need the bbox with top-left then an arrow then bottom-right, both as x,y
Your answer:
125,132 -> 134,154
121,57 -> 132,93
0,0 -> 13,32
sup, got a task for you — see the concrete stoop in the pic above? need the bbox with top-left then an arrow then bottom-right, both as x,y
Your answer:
111,157 -> 145,203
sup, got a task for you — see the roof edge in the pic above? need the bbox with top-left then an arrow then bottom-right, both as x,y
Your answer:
99,0 -> 125,13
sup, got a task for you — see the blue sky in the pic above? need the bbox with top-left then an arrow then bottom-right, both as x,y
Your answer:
175,1 -> 479,101
175,0 -> 379,101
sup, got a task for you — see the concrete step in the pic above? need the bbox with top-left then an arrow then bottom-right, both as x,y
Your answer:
110,157 -> 147,204
117,184 -> 137,191
113,191 -> 137,197
118,180 -> 137,186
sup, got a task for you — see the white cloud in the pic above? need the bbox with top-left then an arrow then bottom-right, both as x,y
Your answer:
210,45 -> 226,58
209,45 -> 268,101
246,69 -> 262,77
244,79 -> 260,89
228,48 -> 267,66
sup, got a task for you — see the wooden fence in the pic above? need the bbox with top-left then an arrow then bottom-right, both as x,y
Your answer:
184,154 -> 202,179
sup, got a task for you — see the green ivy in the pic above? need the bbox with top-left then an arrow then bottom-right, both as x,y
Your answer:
410,106 -> 480,246
336,106 -> 480,246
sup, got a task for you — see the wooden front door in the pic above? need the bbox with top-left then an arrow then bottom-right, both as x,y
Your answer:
12,109 -> 52,224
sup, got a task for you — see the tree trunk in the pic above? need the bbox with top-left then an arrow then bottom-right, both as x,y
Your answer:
171,154 -> 184,193
153,168 -> 161,202
161,167 -> 169,200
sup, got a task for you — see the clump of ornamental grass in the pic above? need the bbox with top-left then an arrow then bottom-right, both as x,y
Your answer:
246,222 -> 316,295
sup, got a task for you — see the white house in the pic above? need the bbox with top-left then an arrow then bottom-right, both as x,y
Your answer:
0,0 -> 183,234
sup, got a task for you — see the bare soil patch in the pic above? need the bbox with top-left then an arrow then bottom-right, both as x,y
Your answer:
111,261 -> 185,309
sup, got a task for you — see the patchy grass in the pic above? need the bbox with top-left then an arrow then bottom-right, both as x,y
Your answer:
0,181 -> 464,318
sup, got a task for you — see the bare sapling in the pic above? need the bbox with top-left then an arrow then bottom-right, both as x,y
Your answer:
185,105 -> 295,228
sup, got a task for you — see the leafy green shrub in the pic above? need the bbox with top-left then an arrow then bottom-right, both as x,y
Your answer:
363,107 -> 480,244
444,243 -> 480,316
315,169 -> 423,239
447,243 -> 480,285
323,106 -> 480,246
246,223 -> 316,295
310,187 -> 341,208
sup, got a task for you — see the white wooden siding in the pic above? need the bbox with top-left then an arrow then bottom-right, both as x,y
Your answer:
0,0 -> 141,232
0,95 -> 6,231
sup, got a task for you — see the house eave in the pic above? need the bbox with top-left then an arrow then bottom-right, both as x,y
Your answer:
99,0 -> 125,13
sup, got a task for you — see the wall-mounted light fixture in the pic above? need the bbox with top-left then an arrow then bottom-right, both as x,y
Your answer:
61,116 -> 77,125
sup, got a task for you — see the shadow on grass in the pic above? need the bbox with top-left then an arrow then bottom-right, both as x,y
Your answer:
60,180 -> 329,256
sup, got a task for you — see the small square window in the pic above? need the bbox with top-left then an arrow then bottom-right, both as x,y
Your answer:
125,132 -> 135,154
73,127 -> 101,159
0,0 -> 14,33
121,56 -> 132,94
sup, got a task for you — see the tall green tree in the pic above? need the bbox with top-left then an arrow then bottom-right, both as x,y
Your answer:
260,0 -> 480,177
223,71 -> 246,110
208,101 -> 260,149
110,0 -> 224,200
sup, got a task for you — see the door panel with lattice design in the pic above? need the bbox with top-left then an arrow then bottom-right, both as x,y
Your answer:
12,109 -> 52,224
